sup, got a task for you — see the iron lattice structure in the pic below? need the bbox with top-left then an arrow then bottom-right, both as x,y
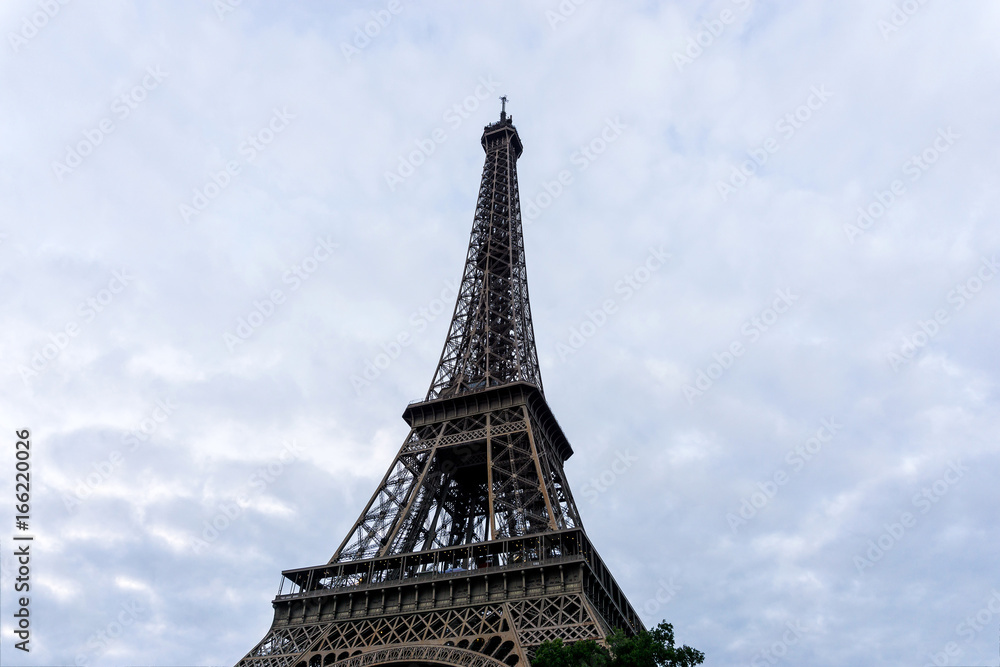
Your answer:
426,111 -> 541,401
236,106 -> 643,667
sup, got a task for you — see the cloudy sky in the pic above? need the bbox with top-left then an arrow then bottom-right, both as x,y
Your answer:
2,1 -> 999,665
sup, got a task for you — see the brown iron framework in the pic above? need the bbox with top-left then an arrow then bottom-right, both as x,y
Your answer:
236,104 -> 642,667
427,106 -> 542,401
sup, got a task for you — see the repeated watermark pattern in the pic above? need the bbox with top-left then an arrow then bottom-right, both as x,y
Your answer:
555,244 -> 669,361
853,460 -> 967,574
673,0 -> 753,72
844,126 -> 959,243
717,85 -> 833,201
683,289 -> 798,404
350,279 -> 459,395
580,449 -> 639,502
638,577 -> 681,620
74,600 -> 147,667
223,235 -> 337,351
921,587 -> 1000,666
384,77 -> 501,191
192,439 -> 305,553
179,107 -> 295,223
7,0 -> 73,53
522,117 -> 627,225
877,0 -> 933,40
886,255 -> 997,371
213,0 -> 243,21
956,589 -> 1000,645
341,0 -> 405,62
727,417 -> 842,534
17,269 -> 134,385
62,398 -> 178,511
544,0 -> 589,30
921,642 -> 961,667
52,65 -> 168,181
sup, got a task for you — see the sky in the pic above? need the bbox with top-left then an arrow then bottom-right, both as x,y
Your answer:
1,1 -> 999,665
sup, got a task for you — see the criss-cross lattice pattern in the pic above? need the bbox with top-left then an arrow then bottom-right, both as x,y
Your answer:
239,606 -> 512,665
331,448 -> 433,561
331,405 -> 580,563
245,624 -> 329,664
237,594 -> 607,667
319,605 -> 508,651
427,115 -> 542,400
327,645 -> 511,667
508,595 -> 605,646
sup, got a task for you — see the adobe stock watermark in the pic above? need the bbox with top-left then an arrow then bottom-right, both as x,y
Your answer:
17,269 -> 134,385
672,0 -> 752,72
878,0 -> 932,40
191,439 -> 305,553
213,0 -> 243,21
555,244 -> 669,361
522,116 -> 627,225
544,0 -> 588,30
853,460 -> 967,574
638,577 -> 681,620
350,279 -> 459,395
340,0 -> 405,62
384,77 -> 501,191
179,107 -> 295,223
683,288 -> 798,404
717,85 -> 833,202
844,127 -> 959,243
749,620 -> 809,667
62,398 -> 178,511
923,587 -> 1000,666
224,235 -> 338,351
727,417 -> 842,534
7,0 -> 72,53
74,600 -> 147,667
51,65 -> 168,181
579,450 -> 639,502
957,589 -> 1000,646
921,641 -> 961,667
886,255 -> 997,371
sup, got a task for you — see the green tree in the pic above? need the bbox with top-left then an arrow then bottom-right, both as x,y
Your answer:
532,622 -> 704,667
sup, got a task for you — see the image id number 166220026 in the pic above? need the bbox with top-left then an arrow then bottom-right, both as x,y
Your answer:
14,428 -> 33,652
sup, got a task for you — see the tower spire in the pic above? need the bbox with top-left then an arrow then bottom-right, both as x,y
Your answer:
425,106 -> 542,400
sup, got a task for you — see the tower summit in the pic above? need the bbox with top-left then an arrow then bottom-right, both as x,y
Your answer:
237,102 -> 643,667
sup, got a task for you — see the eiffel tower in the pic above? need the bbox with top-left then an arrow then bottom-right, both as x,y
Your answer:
236,99 -> 643,667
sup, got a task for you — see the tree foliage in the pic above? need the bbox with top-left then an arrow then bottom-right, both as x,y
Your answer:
532,622 -> 704,667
